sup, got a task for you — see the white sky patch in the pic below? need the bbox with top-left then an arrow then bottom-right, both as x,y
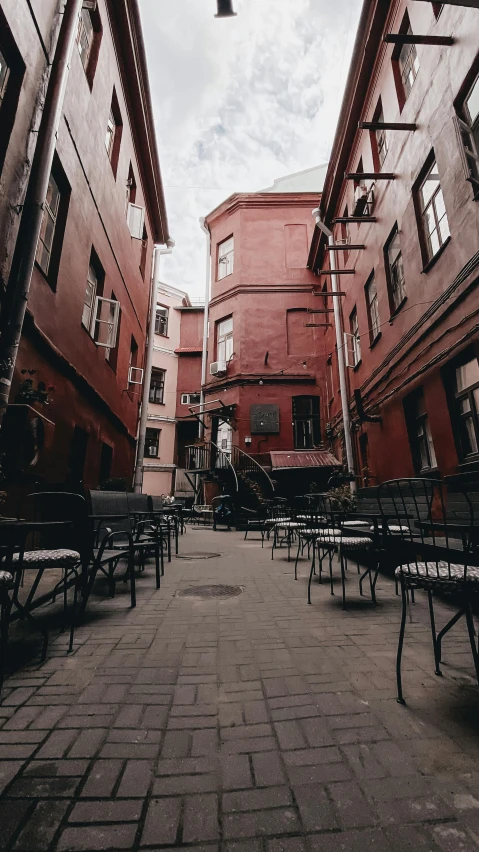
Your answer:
139,0 -> 362,298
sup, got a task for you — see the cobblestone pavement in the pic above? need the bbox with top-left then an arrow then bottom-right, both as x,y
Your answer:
2,527 -> 479,851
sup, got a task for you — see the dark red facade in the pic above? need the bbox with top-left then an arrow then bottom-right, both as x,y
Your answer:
175,306 -> 204,467
309,0 -> 479,487
0,0 -> 169,493
204,190 -> 327,468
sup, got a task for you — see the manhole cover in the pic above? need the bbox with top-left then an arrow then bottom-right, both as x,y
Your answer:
176,552 -> 221,560
177,584 -> 243,599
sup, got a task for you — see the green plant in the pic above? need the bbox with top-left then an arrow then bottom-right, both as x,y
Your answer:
237,472 -> 267,508
15,370 -> 54,406
325,485 -> 357,513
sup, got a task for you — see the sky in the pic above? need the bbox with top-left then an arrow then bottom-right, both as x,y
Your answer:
139,0 -> 362,299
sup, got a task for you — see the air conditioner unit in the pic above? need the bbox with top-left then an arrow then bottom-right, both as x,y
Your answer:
352,183 -> 370,217
210,360 -> 227,377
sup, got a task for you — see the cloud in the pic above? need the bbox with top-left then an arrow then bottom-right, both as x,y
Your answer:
139,0 -> 362,297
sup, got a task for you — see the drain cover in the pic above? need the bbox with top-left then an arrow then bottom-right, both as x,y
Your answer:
176,552 -> 221,560
178,584 -> 243,599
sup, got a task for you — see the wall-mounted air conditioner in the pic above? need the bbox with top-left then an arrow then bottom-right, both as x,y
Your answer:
210,360 -> 227,377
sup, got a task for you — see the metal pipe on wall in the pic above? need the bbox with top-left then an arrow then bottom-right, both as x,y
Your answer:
133,241 -> 174,493
0,0 -> 84,425
199,218 -> 211,441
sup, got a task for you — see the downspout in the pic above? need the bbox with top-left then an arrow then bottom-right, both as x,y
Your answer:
199,218 -> 211,440
312,211 -> 356,492
133,240 -> 174,493
0,0 -> 84,425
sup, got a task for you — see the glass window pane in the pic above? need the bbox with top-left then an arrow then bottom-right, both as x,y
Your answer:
45,175 -> 60,218
428,227 -> 440,258
421,174 -> 440,209
438,211 -> 450,244
456,359 -> 479,392
463,415 -> 478,455
466,76 -> 479,126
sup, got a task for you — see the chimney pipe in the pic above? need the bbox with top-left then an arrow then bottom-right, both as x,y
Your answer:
215,0 -> 237,18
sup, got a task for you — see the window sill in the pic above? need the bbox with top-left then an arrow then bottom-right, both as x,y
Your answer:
417,467 -> 440,478
457,458 -> 479,473
422,235 -> 451,273
389,295 -> 407,319
370,332 -> 382,349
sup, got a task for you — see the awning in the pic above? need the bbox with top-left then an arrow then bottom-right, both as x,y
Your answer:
175,347 -> 203,354
270,450 -> 341,470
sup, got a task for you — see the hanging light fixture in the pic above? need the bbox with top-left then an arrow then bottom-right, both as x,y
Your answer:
215,0 -> 237,18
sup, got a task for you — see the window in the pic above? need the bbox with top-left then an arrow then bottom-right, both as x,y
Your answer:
76,5 -> 101,85
36,174 -> 61,276
454,69 -> 479,198
452,354 -> 479,459
140,226 -> 148,278
181,393 -> 201,405
327,354 -> 334,403
105,90 -> 122,177
99,442 -> 113,483
404,389 -> 438,474
82,251 -> 119,348
0,7 -> 25,175
145,428 -> 160,458
35,156 -> 71,289
218,236 -> 234,279
217,316 -> 233,362
417,158 -> 450,262
385,224 -> 406,312
392,15 -> 419,110
365,274 -> 380,343
155,306 -> 168,336
0,47 -> 9,107
126,163 -> 136,207
149,368 -> 165,404
347,308 -> 361,367
371,98 -> 388,170
128,336 -> 139,390
105,291 -> 120,369
292,396 -> 321,449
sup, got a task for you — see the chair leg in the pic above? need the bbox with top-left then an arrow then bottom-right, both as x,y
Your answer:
294,538 -> 301,580
307,543 -> 316,605
464,601 -> 479,688
328,549 -> 334,595
340,550 -> 347,610
396,580 -> 408,704
0,586 -> 12,693
155,542 -> 161,590
427,590 -> 442,677
128,551 -> 136,608
68,571 -> 80,654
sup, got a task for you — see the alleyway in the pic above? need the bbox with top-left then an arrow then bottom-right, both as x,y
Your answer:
2,529 -> 479,851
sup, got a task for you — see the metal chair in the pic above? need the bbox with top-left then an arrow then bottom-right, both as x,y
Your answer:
378,478 -> 479,704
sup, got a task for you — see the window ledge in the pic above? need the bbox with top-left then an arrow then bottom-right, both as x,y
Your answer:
353,359 -> 362,373
370,332 -> 382,349
422,235 -> 451,273
457,458 -> 479,472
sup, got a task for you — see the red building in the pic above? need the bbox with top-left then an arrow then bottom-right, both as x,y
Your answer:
309,0 -> 479,488
175,303 -> 204,471
197,166 -> 341,495
0,0 -> 169,494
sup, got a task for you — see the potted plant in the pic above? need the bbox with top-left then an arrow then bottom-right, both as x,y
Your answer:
14,370 -> 55,407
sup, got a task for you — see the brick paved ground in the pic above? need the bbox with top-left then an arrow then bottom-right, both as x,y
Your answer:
2,527 -> 479,851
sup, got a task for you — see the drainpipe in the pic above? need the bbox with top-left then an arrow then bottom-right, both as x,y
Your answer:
0,0 -> 84,425
198,217 -> 211,440
133,240 -> 174,493
312,211 -> 356,492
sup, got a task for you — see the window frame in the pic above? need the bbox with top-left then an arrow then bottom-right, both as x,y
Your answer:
365,272 -> 380,344
392,14 -> 419,111
34,155 -> 71,290
149,368 -> 166,405
181,393 -> 201,406
292,396 -> 321,450
454,64 -> 479,199
404,388 -> 438,474
416,156 -> 450,264
76,5 -> 102,87
0,8 -> 25,176
145,428 -> 161,459
105,90 -> 122,177
384,223 -> 406,314
370,98 -> 388,171
217,316 -> 233,362
349,308 -> 361,367
217,236 -> 234,280
35,173 -> 61,277
155,306 -> 169,337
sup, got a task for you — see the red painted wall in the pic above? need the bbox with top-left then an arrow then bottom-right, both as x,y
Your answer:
204,193 -> 327,454
313,1 -> 479,486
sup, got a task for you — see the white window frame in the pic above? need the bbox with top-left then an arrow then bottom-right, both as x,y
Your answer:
399,28 -> 419,99
345,310 -> 361,368
418,160 -> 450,261
0,46 -> 10,107
35,174 -> 61,275
128,366 -> 144,385
181,393 -> 201,405
366,275 -> 380,341
127,202 -> 145,239
454,73 -> 479,196
375,107 -> 388,168
155,306 -> 169,337
144,427 -> 160,459
217,317 -> 233,362
91,296 -> 120,349
387,226 -> 406,311
76,8 -> 94,71
105,108 -> 115,158
218,236 -> 234,280
82,263 -> 98,330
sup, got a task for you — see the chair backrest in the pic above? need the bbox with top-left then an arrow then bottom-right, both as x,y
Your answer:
25,492 -> 92,561
149,495 -> 164,512
88,490 -> 132,534
126,493 -> 150,513
378,478 -> 476,579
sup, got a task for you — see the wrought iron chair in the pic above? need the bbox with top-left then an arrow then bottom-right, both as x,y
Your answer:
270,498 -> 306,561
378,478 -> 479,704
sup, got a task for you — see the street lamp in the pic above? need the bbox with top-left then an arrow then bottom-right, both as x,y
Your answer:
215,0 -> 237,18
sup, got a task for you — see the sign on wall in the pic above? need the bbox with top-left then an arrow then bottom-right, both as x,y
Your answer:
250,404 -> 280,434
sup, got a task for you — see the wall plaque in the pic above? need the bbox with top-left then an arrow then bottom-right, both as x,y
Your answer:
250,404 -> 280,434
